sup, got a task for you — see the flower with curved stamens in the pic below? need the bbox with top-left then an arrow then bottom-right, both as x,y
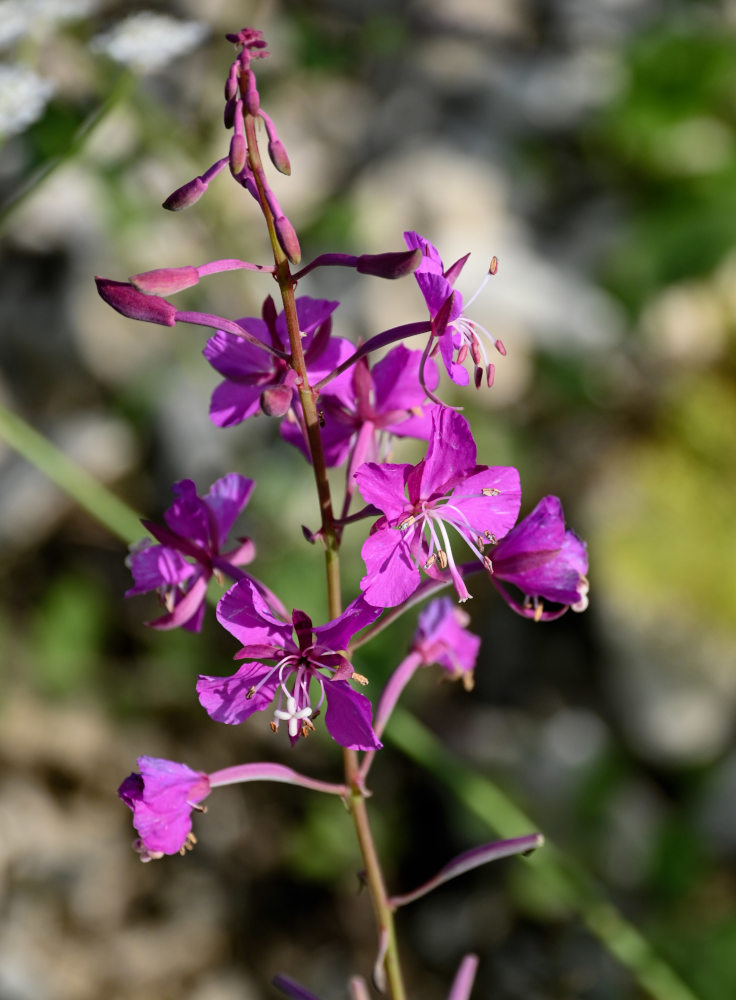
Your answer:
126,474 -> 278,630
355,408 -> 521,607
197,580 -> 382,750
489,495 -> 588,620
404,231 -> 501,393
118,756 -> 210,861
203,295 -> 352,427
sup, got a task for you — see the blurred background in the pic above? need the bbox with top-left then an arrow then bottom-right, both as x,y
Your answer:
2,1 -> 736,998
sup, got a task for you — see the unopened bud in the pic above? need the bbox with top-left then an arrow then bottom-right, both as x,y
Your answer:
225,66 -> 238,101
274,215 -> 301,264
494,338 -> 506,356
487,362 -> 495,388
95,278 -> 177,326
267,138 -> 291,175
130,266 -> 199,295
260,385 -> 293,417
474,365 -> 483,389
489,256 -> 498,275
223,98 -> 236,129
229,133 -> 247,175
162,176 -> 206,211
357,247 -> 422,279
243,71 -> 260,115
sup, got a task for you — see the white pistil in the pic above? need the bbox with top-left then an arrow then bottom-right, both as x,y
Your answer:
274,696 -> 313,738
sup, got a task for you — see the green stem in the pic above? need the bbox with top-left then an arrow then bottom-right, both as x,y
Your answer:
0,401 -> 142,543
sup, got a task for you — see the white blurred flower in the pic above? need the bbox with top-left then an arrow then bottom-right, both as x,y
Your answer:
0,0 -> 99,48
0,64 -> 55,137
90,12 -> 208,73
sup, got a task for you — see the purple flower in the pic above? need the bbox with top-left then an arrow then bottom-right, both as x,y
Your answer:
118,756 -> 210,861
126,474 -> 272,631
413,597 -> 480,683
203,295 -> 352,427
355,408 -> 521,607
197,580 -> 383,750
405,231 -> 500,390
490,495 -> 589,620
282,344 -> 439,470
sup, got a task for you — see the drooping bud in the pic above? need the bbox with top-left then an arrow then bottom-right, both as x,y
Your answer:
260,385 -> 293,417
274,215 -> 301,264
489,255 -> 498,275
356,247 -> 422,279
96,278 -> 177,326
268,137 -> 291,175
162,176 -> 207,212
223,98 -> 236,129
130,266 -> 199,295
259,111 -> 291,175
225,65 -> 239,101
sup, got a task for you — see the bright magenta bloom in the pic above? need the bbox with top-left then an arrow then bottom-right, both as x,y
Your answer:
356,408 -> 521,607
118,756 -> 210,860
197,580 -> 382,750
126,474 -> 271,631
490,495 -> 589,620
203,296 -> 351,427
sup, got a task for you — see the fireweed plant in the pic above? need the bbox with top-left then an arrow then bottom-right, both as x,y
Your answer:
100,28 -> 589,1000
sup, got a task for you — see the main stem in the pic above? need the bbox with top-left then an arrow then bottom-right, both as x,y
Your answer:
244,113 -> 406,998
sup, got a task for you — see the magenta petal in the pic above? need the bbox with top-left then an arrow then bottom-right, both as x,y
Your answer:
360,528 -> 421,608
276,296 -> 339,345
217,579 -> 293,648
450,466 -> 522,538
205,474 -> 255,548
164,479 -> 210,547
323,679 -> 381,751
197,662 -> 279,724
209,379 -> 262,427
312,595 -> 382,651
491,495 -> 565,561
414,597 -> 480,675
419,409 -> 477,497
371,344 -> 438,410
203,327 -> 270,378
119,756 -> 210,856
147,573 -> 209,631
125,543 -> 195,595
354,462 -> 412,520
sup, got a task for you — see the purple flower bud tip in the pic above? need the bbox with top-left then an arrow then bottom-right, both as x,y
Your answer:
223,98 -> 236,129
260,385 -> 292,417
130,266 -> 199,295
229,133 -> 247,175
274,215 -> 301,264
268,139 -> 291,175
357,247 -> 422,279
162,176 -> 207,211
95,277 -> 177,327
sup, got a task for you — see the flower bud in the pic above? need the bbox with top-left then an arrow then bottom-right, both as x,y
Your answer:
274,215 -> 301,264
129,266 -> 199,295
267,138 -> 291,175
229,133 -> 247,175
357,247 -> 422,279
162,176 -> 207,211
223,98 -> 236,129
224,66 -> 238,101
96,278 -> 177,326
260,385 -> 293,417
243,71 -> 260,115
